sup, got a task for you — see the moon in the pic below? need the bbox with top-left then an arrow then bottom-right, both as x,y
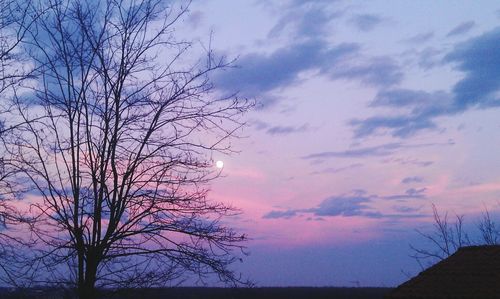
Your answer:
215,160 -> 224,169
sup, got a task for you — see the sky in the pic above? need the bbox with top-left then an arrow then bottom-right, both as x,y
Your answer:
180,0 -> 500,287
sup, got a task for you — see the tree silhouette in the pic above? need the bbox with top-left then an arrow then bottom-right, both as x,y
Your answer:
0,0 -> 252,297
0,0 -> 38,284
410,204 -> 500,270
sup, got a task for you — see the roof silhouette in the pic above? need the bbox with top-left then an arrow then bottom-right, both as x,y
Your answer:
387,245 -> 500,299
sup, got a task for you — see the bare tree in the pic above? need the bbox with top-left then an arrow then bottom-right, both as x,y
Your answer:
410,204 -> 500,270
0,0 -> 31,198
0,0 -> 253,297
410,204 -> 471,269
0,0 -> 31,94
478,208 -> 500,245
0,0 -> 39,285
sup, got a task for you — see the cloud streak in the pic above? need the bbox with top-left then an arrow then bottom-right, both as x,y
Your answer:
310,163 -> 363,175
302,143 -> 401,160
266,124 -> 309,136
401,176 -> 424,184
447,21 -> 475,37
263,189 -> 427,220
252,120 -> 309,136
302,140 -> 454,161
404,32 -> 434,44
263,191 -> 379,219
268,6 -> 338,39
382,188 -> 427,200
349,14 -> 384,32
329,56 -> 403,87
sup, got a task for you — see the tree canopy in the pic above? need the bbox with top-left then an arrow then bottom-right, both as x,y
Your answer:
0,0 -> 252,297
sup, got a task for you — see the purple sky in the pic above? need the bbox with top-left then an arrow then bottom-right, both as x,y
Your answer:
182,0 -> 500,287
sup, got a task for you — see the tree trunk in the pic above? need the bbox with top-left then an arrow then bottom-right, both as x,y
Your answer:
78,252 -> 98,299
79,282 -> 96,299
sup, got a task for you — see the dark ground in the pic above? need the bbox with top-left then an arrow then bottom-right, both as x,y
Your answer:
0,287 -> 392,299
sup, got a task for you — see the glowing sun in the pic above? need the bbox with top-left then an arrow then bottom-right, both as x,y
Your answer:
215,160 -> 224,169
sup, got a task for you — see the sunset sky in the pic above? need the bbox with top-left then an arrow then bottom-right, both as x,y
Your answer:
183,0 -> 500,286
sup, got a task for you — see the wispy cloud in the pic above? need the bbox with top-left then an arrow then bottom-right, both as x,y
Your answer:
302,143 -> 401,160
416,47 -> 444,70
302,140 -> 454,161
263,210 -> 298,219
313,193 -> 378,217
393,205 -> 422,213
383,157 -> 434,167
329,56 -> 403,87
349,14 -> 384,32
263,191 -> 379,219
263,190 -> 427,220
447,21 -> 475,37
251,120 -> 309,136
265,0 -> 341,40
268,7 -> 339,39
310,163 -> 363,175
351,89 -> 452,137
267,124 -> 309,135
404,31 -> 434,44
401,176 -> 424,184
370,89 -> 451,110
382,188 -> 427,200
350,114 -> 438,138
